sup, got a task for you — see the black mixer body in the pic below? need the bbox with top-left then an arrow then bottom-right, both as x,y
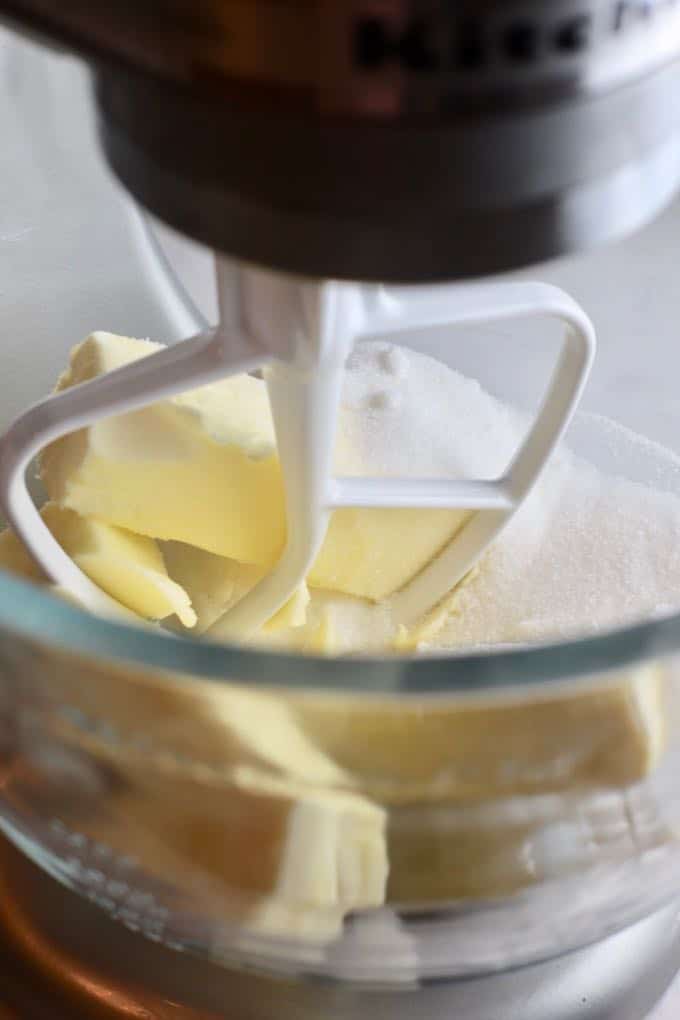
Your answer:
2,0 -> 680,281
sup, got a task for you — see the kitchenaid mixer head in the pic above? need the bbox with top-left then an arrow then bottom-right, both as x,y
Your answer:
2,0 -> 680,281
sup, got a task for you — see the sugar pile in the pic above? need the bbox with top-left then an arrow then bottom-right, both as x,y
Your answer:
339,341 -> 521,481
437,451 -> 680,648
288,341 -> 680,652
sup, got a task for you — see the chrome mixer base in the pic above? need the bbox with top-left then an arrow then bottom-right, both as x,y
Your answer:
0,836 -> 678,1020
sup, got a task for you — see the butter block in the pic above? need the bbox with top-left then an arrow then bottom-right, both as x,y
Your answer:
235,769 -> 388,927
387,785 -> 673,902
42,334 -> 286,568
162,540 -> 397,650
47,724 -> 388,938
46,651 -> 389,934
41,333 -> 468,602
280,664 -> 666,802
42,644 -> 667,919
49,664 -> 667,917
47,652 -> 350,790
161,540 -> 309,634
53,641 -> 664,803
0,503 -> 195,626
308,507 -> 469,602
131,765 -> 388,932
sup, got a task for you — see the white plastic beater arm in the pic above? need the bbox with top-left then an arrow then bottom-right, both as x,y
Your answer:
210,277 -> 594,637
314,281 -> 592,627
208,281 -> 352,640
363,281 -> 581,335
328,478 -> 514,509
331,282 -> 593,511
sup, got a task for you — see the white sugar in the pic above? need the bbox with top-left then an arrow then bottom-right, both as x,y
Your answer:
340,341 -> 520,481
338,342 -> 680,650
437,452 -> 680,648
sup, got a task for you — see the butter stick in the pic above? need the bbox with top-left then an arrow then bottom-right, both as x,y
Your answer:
0,503 -> 195,626
44,633 -> 666,805
281,666 -> 665,802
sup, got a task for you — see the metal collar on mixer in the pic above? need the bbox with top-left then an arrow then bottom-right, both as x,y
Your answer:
3,0 -> 680,280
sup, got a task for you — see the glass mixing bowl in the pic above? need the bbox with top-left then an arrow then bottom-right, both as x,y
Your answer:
2,24 -> 680,991
3,575 -> 680,985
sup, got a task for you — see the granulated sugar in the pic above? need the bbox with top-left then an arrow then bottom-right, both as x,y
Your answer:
329,342 -> 680,651
436,450 -> 680,648
340,340 -> 521,482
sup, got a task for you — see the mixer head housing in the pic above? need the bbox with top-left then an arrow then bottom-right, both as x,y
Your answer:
2,0 -> 680,281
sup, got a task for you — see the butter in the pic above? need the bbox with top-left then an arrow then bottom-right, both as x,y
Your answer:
279,664 -> 665,802
65,770 -> 387,940
387,785 -> 674,902
49,632 -> 664,803
50,695 -> 387,937
309,507 -> 469,602
41,333 -> 468,602
40,642 -> 667,922
161,540 -> 396,649
161,540 -> 309,634
126,766 -> 388,937
41,334 -> 286,568
0,503 -> 195,626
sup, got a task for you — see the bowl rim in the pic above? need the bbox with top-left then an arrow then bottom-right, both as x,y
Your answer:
0,567 -> 676,694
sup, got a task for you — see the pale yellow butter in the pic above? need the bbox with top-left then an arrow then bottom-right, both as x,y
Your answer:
41,333 -> 468,602
41,334 -> 286,568
36,619 -> 668,922
0,503 -> 195,626
277,664 -> 666,803
48,648 -> 668,913
50,687 -> 388,938
161,540 -> 310,635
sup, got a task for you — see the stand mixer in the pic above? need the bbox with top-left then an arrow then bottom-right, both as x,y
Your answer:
1,2 -> 680,1018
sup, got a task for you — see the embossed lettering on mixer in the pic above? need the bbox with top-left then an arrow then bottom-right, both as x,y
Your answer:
352,2 -> 676,74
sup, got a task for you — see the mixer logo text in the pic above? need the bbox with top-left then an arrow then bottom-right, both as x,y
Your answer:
352,1 -> 678,73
